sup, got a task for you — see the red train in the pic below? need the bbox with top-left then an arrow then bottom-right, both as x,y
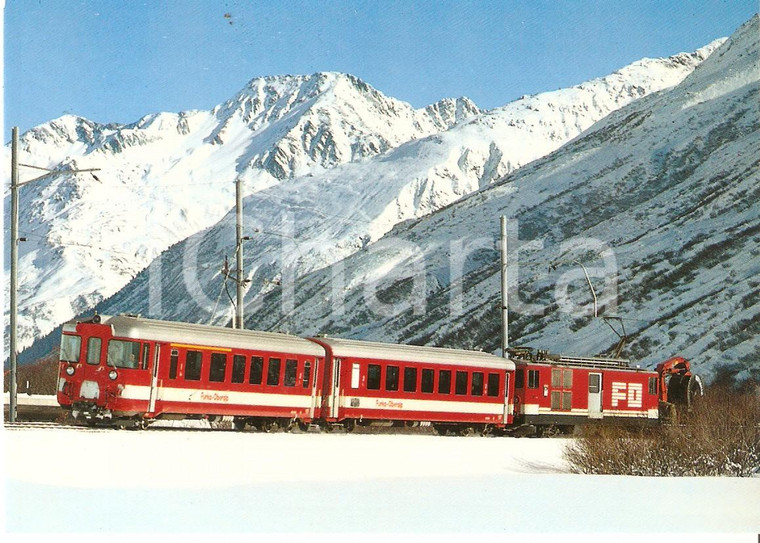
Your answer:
56,314 -> 701,434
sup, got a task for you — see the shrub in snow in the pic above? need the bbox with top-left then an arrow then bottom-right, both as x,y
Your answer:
564,385 -> 760,476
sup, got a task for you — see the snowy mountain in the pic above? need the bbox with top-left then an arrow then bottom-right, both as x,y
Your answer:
217,15 -> 756,382
5,38 -> 723,360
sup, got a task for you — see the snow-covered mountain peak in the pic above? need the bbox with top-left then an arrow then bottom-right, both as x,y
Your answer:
5,28 -> 734,363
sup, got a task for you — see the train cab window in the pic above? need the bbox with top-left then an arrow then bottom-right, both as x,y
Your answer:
108,340 -> 142,369
421,369 -> 434,393
403,367 -> 417,392
386,365 -> 399,391
249,356 -> 264,385
60,334 -> 82,363
471,372 -> 484,396
284,359 -> 298,387
303,362 -> 312,388
649,377 -> 658,395
528,370 -> 540,389
209,353 -> 227,382
367,364 -> 381,390
455,371 -> 468,395
141,344 -> 150,370
267,358 -> 281,386
185,351 -> 202,381
86,337 -> 102,365
487,373 -> 500,397
169,350 -> 179,379
438,370 -> 451,394
232,355 -> 246,383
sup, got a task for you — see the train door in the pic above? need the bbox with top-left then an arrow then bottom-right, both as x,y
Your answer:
148,344 -> 162,414
329,358 -> 341,419
588,372 -> 603,419
308,359 -> 320,419
502,373 -> 511,424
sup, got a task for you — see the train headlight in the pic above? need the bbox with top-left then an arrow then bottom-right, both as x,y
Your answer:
108,370 -> 118,381
65,366 -> 75,376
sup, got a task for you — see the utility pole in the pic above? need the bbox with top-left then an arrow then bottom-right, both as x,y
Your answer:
500,216 -> 508,358
7,126 -> 100,422
9,128 -> 20,422
235,176 -> 244,329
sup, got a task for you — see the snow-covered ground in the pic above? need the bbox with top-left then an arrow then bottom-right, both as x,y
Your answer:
3,426 -> 758,535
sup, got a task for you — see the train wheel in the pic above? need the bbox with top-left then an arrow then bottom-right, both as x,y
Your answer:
264,420 -> 282,433
344,419 -> 356,433
459,426 -> 476,437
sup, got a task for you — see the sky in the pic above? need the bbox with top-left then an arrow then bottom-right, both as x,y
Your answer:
3,1 -> 758,135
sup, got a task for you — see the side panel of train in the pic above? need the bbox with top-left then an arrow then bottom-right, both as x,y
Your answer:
152,344 -> 323,422
57,319 -> 325,425
313,338 -> 515,428
513,362 -> 660,427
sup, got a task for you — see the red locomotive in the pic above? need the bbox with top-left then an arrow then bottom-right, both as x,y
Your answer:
56,314 -> 701,434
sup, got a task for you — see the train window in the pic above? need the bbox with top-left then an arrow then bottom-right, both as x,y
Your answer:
386,365 -> 399,391
487,373 -> 500,397
471,372 -> 484,396
267,358 -> 281,386
169,350 -> 179,379
515,369 -> 524,388
303,362 -> 312,388
108,340 -> 142,369
232,355 -> 246,383
551,391 -> 561,409
563,370 -> 573,389
141,344 -> 150,370
421,369 -> 434,393
528,370 -> 540,389
455,371 -> 468,395
185,351 -> 202,381
249,356 -> 264,385
367,364 -> 381,390
551,369 -> 562,388
438,370 -> 451,394
403,367 -> 417,392
86,337 -> 101,365
588,374 -> 601,394
563,391 -> 572,410
351,363 -> 361,389
284,359 -> 298,387
209,353 -> 227,382
60,334 -> 82,363
649,377 -> 658,395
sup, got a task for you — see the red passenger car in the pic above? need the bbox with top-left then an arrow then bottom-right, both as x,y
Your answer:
510,349 -> 660,434
57,315 -> 325,429
310,337 -> 515,434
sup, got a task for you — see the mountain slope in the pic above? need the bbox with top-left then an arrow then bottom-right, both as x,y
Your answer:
6,41 -> 722,359
4,73 -> 478,354
217,16 -> 759,382
88,43 -> 723,334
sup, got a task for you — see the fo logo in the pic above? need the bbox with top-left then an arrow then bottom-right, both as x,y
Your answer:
611,382 -> 643,408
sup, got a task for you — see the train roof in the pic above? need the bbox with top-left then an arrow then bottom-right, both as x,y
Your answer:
66,315 -> 324,357
310,336 -> 515,370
